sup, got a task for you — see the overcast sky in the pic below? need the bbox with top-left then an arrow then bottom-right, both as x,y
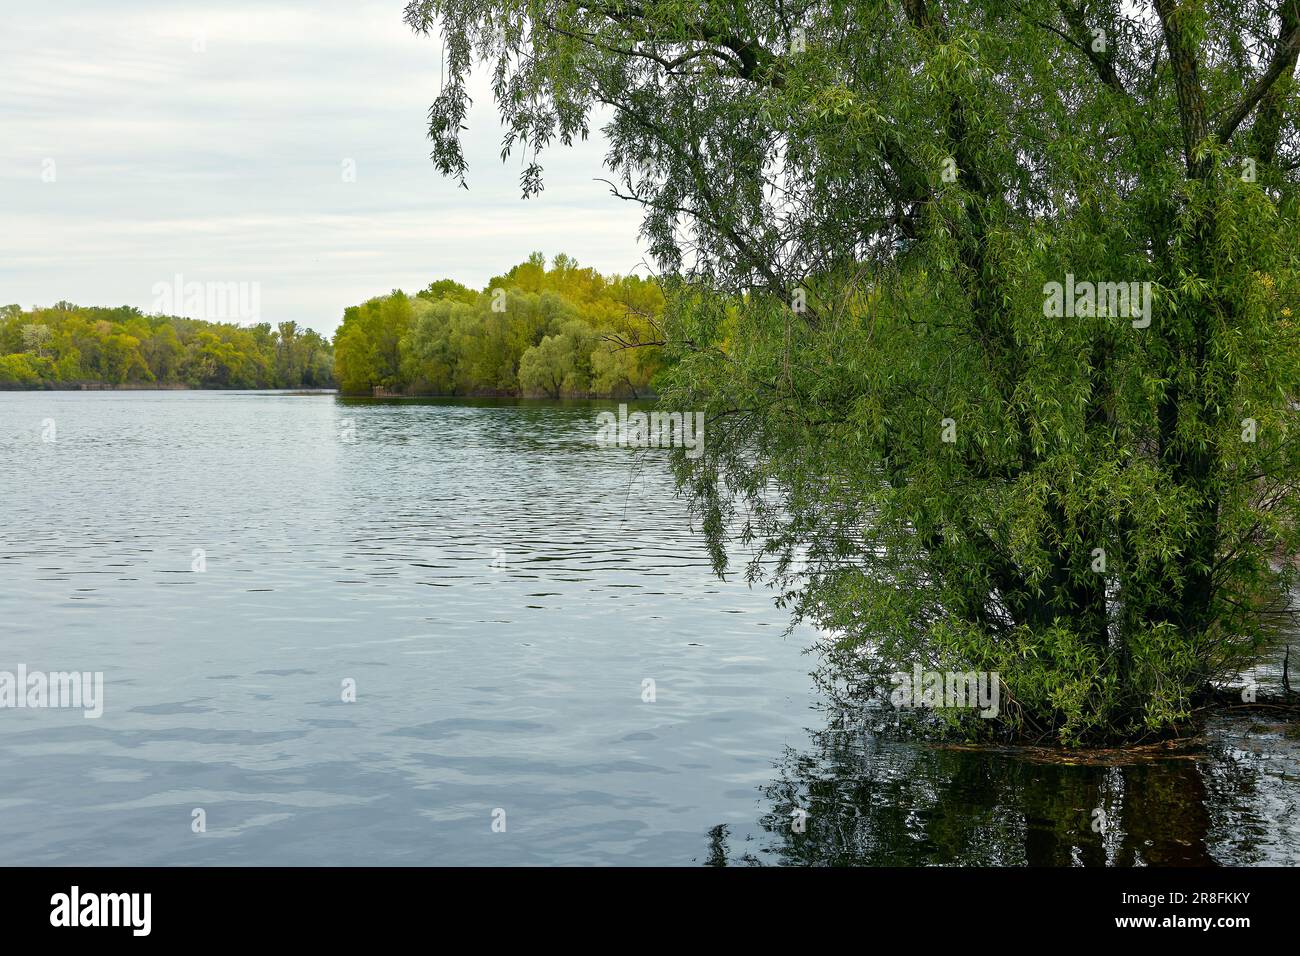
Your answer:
0,0 -> 647,334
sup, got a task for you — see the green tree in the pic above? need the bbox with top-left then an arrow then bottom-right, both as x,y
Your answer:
519,318 -> 602,397
0,353 -> 43,386
401,297 -> 467,393
405,0 -> 1300,743
0,302 -> 333,389
142,324 -> 184,382
331,292 -> 414,393
418,278 -> 478,304
519,333 -> 574,398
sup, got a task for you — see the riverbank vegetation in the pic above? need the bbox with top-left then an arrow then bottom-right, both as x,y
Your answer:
330,253 -> 665,396
0,303 -> 334,389
408,0 -> 1300,745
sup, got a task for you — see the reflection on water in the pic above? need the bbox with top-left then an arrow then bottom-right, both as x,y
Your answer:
713,708 -> 1300,866
0,391 -> 1296,866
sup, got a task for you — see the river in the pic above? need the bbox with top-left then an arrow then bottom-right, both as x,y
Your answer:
0,391 -> 1295,864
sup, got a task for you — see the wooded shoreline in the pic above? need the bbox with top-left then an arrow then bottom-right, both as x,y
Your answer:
0,383 -> 339,392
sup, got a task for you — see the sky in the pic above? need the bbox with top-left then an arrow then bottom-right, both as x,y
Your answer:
0,0 -> 648,335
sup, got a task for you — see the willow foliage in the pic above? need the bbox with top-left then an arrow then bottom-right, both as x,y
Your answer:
405,0 -> 1300,743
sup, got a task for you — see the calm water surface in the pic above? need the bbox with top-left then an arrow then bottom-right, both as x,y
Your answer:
0,391 -> 1296,865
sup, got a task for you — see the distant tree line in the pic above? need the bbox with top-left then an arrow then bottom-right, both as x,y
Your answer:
0,302 -> 334,389
332,253 -> 665,397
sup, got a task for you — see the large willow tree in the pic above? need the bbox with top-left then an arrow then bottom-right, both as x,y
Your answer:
405,0 -> 1300,743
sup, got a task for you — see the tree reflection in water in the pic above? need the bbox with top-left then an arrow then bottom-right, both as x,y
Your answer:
708,710 -> 1300,866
